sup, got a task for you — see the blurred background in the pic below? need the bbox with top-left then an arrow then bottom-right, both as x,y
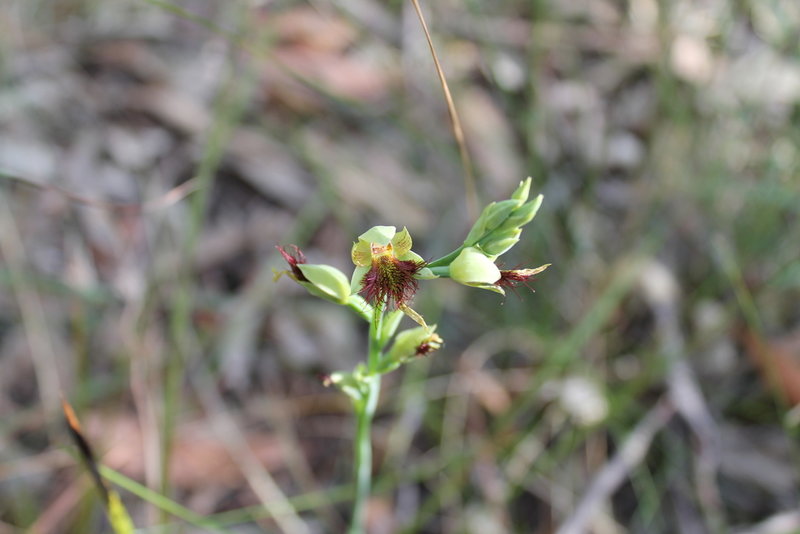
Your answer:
1,0 -> 799,532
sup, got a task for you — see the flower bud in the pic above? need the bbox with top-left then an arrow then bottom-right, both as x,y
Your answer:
323,368 -> 367,401
463,200 -> 516,246
477,229 -> 521,257
449,247 -> 502,288
379,325 -> 443,373
461,178 -> 542,257
501,194 -> 542,232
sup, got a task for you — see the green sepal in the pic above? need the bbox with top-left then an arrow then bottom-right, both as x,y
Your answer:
350,264 -> 370,294
358,225 -> 395,245
296,264 -> 351,304
511,177 -> 532,205
449,247 -> 501,285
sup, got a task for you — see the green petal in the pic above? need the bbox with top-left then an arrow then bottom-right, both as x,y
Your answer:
399,249 -> 424,262
392,227 -> 412,257
351,240 -> 372,266
358,225 -> 396,245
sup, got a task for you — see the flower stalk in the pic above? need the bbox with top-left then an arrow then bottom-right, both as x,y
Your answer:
348,305 -> 384,534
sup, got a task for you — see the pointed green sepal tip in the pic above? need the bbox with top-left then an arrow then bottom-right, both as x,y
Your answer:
296,264 -> 352,304
511,177 -> 532,204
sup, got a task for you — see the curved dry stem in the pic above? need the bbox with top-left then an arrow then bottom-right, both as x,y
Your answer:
409,0 -> 478,218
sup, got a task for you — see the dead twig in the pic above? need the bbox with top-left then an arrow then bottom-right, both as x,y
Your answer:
409,0 -> 478,218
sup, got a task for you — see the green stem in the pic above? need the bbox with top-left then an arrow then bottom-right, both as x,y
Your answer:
348,306 -> 384,534
426,245 -> 464,268
427,265 -> 451,278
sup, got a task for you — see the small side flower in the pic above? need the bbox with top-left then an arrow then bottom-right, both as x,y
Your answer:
274,245 -> 353,305
449,246 -> 549,295
377,325 -> 444,374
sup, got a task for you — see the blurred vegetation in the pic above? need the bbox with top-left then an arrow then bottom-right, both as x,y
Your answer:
1,0 -> 799,533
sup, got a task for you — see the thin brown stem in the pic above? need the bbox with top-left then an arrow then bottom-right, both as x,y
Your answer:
409,0 -> 478,218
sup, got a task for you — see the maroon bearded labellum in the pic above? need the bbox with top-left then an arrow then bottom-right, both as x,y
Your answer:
495,264 -> 551,292
359,255 -> 425,309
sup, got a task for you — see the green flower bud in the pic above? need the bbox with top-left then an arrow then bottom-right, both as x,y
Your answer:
501,194 -> 542,232
296,264 -> 352,304
323,367 -> 367,401
478,229 -> 521,257
462,179 -> 541,251
379,325 -> 443,373
450,247 -> 501,285
463,200 -> 516,246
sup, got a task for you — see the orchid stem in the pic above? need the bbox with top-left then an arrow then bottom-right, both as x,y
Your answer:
427,245 -> 464,268
349,305 -> 384,534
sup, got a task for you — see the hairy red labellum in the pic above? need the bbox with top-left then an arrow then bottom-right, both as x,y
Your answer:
360,256 -> 425,308
496,269 -> 537,291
